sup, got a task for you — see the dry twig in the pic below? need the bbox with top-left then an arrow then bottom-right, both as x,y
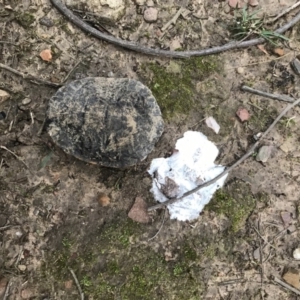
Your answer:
50,0 -> 300,58
148,208 -> 166,241
3,279 -> 12,300
266,1 -> 300,24
148,97 -> 300,211
241,86 -> 295,104
161,7 -> 185,31
0,63 -> 61,88
0,146 -> 29,169
273,276 -> 300,296
68,268 -> 84,300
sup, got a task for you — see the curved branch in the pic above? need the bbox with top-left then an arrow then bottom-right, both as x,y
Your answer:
50,0 -> 300,58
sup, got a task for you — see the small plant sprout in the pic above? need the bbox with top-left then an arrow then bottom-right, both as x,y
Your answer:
230,7 -> 289,45
281,116 -> 296,128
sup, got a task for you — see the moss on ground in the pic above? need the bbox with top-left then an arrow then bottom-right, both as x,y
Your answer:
16,12 -> 35,28
208,181 -> 256,232
142,56 -> 221,119
42,218 -> 205,299
248,105 -> 278,133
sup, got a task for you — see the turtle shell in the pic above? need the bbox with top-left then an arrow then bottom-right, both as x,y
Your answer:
46,77 -> 164,168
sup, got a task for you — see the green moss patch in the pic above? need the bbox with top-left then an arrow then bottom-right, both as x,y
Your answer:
16,12 -> 35,28
208,181 -> 256,232
42,219 -> 205,299
143,56 -> 221,119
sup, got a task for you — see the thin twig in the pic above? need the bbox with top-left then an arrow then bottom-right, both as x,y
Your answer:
50,0 -> 300,58
273,276 -> 300,296
217,278 -> 245,286
241,86 -> 295,104
226,52 -> 293,70
266,1 -> 300,24
0,63 -> 62,88
148,208 -> 166,241
37,117 -> 47,136
3,279 -> 12,300
68,268 -> 84,300
14,246 -> 23,266
63,60 -> 82,83
0,41 -> 17,45
0,146 -> 29,169
257,219 -> 264,293
148,97 -> 300,211
252,226 -> 276,250
0,225 -> 12,231
161,7 -> 185,31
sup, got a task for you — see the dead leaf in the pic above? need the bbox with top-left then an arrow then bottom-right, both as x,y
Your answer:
281,211 -> 292,227
98,193 -> 110,207
257,44 -> 269,55
248,0 -> 259,6
282,268 -> 300,289
236,107 -> 250,122
273,48 -> 284,56
64,280 -> 73,289
128,197 -> 150,223
40,49 -> 52,62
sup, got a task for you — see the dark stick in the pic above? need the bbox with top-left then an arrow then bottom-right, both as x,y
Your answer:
50,0 -> 300,58
148,97 -> 300,211
0,63 -> 62,88
241,86 -> 295,103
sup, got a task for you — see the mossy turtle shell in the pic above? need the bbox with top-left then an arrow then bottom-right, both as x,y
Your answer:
46,77 -> 164,168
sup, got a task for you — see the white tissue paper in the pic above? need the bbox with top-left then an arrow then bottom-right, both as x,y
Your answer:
148,131 -> 228,221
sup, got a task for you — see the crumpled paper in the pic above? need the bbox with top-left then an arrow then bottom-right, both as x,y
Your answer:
148,131 -> 228,221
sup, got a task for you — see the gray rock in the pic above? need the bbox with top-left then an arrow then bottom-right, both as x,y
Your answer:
46,77 -> 164,168
144,7 -> 158,23
256,145 -> 272,163
291,58 -> 300,76
39,16 -> 54,27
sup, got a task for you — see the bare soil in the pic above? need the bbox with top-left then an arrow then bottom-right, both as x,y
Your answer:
1,0 -> 300,299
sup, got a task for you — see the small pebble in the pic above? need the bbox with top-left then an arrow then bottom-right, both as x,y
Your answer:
237,67 -> 244,74
0,89 -> 10,104
18,264 -> 27,271
107,71 -> 114,77
249,0 -> 259,6
22,97 -> 31,105
291,58 -> 300,76
293,248 -> 300,260
98,192 -> 110,207
144,7 -> 158,23
39,16 -> 54,28
256,145 -> 272,163
236,107 -> 250,122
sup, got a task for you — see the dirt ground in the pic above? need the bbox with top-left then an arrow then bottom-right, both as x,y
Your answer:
1,0 -> 300,299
